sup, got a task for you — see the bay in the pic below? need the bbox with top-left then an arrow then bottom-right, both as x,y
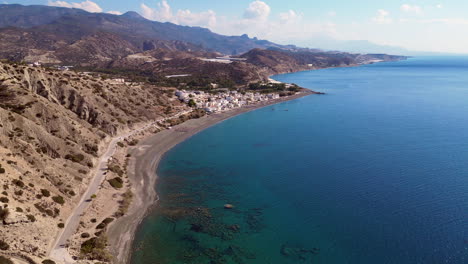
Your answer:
131,57 -> 468,264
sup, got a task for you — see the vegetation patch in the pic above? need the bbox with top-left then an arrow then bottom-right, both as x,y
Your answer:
108,164 -> 124,177
0,256 -> 13,264
96,217 -> 114,229
26,214 -> 36,222
127,139 -> 139,146
42,260 -> 56,264
12,179 -> 24,188
52,195 -> 65,205
115,190 -> 133,217
64,153 -> 85,163
40,189 -> 50,197
0,240 -> 9,250
248,82 -> 301,94
80,235 -> 111,261
0,208 -> 9,222
84,144 -> 99,156
108,178 -> 123,189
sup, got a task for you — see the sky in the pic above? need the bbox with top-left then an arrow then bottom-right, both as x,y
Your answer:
5,0 -> 468,53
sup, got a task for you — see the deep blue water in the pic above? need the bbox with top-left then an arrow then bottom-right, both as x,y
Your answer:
131,57 -> 468,264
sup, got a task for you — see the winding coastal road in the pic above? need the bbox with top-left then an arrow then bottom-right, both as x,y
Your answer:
49,111 -> 191,264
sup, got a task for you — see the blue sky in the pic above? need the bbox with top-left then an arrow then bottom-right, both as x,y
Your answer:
5,1 -> 468,53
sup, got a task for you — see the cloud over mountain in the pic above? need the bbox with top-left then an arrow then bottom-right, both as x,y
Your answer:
48,0 -> 102,13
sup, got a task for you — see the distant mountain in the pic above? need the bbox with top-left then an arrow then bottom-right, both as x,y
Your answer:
0,4 -> 88,28
0,4 -> 287,55
300,36 -> 459,56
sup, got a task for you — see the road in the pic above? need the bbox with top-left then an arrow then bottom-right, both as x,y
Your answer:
48,111 -> 191,263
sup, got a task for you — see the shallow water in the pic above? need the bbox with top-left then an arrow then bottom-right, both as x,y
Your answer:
131,57 -> 468,264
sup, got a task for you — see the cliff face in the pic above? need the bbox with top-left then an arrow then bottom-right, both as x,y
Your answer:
0,62 -> 185,261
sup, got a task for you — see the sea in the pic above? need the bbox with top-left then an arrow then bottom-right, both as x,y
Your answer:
130,57 -> 468,264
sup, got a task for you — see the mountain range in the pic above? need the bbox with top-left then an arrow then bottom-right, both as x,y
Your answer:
0,4 -> 405,86
0,4 -> 287,57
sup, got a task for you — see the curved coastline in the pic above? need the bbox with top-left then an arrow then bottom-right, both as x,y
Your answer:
106,90 -> 315,264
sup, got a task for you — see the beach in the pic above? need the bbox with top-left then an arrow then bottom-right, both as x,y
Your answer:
106,90 -> 315,264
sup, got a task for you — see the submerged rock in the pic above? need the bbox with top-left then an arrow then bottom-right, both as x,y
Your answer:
224,204 -> 234,209
281,244 -> 320,261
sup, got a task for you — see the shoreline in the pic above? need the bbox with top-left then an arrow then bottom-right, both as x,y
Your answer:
106,89 -> 315,264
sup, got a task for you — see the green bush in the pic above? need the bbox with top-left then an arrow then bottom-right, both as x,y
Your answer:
0,197 -> 8,203
81,232 -> 90,238
0,256 -> 13,264
52,195 -> 65,205
40,189 -> 51,197
0,240 -> 9,250
12,179 -> 24,188
26,214 -> 36,222
80,237 -> 98,254
0,208 -> 8,221
64,153 -> 85,163
128,139 -> 139,146
58,223 -> 65,228
188,99 -> 197,107
109,164 -> 124,177
42,260 -> 56,264
80,235 -> 111,261
96,217 -> 114,229
108,178 -> 123,189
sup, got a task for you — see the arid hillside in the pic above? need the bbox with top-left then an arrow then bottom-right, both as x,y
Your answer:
0,61 -> 185,262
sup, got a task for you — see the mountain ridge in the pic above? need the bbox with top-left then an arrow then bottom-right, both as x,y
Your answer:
0,4 -> 287,55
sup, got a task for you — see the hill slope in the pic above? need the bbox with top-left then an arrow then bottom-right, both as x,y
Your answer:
0,61 -> 185,262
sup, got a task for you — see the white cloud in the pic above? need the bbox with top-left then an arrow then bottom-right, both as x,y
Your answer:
138,1 -> 340,46
243,1 -> 271,21
176,9 -> 217,28
141,0 -> 172,22
372,9 -> 392,24
328,11 -> 337,17
48,0 -> 103,13
436,4 -> 443,9
107,11 -> 122,15
279,10 -> 301,24
140,1 -> 216,28
400,4 -> 422,14
422,18 -> 468,25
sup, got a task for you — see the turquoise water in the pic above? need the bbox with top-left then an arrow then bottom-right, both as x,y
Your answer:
131,57 -> 468,264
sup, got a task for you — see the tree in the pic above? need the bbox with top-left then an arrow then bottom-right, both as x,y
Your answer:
188,99 -> 197,108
